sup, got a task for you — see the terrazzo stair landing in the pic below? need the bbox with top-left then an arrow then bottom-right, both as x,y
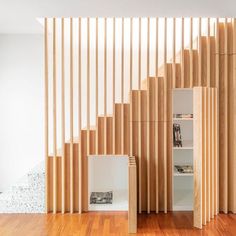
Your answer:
0,163 -> 45,213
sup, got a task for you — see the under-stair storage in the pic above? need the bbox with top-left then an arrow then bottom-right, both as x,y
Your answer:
172,89 -> 194,211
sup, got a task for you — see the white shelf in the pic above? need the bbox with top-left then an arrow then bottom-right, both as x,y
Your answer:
173,118 -> 193,121
173,140 -> 193,150
174,172 -> 193,177
89,190 -> 128,211
173,189 -> 193,211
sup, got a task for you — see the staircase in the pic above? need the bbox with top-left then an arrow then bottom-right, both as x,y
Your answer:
0,163 -> 45,213
46,20 -> 234,215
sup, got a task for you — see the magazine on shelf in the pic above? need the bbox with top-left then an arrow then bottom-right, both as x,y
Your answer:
175,165 -> 193,174
173,123 -> 182,147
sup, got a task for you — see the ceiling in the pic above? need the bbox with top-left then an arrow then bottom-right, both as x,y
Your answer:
0,0 -> 236,34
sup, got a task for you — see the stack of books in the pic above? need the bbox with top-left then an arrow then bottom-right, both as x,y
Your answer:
173,114 -> 193,119
175,165 -> 193,174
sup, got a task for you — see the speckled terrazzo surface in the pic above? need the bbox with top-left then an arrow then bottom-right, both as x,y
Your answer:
0,163 -> 45,213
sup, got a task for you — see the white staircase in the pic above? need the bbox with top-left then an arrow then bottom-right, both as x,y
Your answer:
0,162 -> 45,213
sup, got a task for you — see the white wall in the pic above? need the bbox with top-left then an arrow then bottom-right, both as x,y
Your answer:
0,34 -> 43,192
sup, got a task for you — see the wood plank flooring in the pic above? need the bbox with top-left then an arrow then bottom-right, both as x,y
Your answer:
0,212 -> 236,236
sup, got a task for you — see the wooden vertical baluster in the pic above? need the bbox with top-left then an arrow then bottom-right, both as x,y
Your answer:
207,18 -> 211,87
95,18 -> 99,155
69,17 -> 74,213
190,17 -> 193,88
138,17 -> 142,213
61,17 -> 65,214
52,18 -> 57,214
172,18 -> 176,88
181,17 -> 184,88
121,18 -> 124,154
211,88 -> 215,217
198,18 -> 202,86
104,18 -> 107,154
78,17 -> 82,214
44,18 -> 49,213
163,17 -> 167,213
215,18 -> 219,215
155,17 -> 159,213
147,17 -> 150,214
112,18 -> 116,155
130,18 -> 133,157
232,18 -> 236,214
223,18 -> 228,214
87,18 -> 90,156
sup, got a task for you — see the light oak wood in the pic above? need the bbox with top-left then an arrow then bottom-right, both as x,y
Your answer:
190,17 -> 193,88
61,18 -> 65,214
104,18 -> 107,154
128,157 -> 137,233
52,18 -> 57,214
78,17 -> 82,214
181,18 -> 184,88
121,18 -> 124,154
130,18 -> 133,157
44,18 -> 49,213
172,18 -> 176,88
113,18 -> 116,155
69,18 -> 74,213
96,17 -> 99,155
198,18 -> 202,86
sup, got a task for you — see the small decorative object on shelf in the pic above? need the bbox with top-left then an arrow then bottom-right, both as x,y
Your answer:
173,113 -> 193,119
175,165 -> 193,174
90,191 -> 113,204
173,123 -> 182,147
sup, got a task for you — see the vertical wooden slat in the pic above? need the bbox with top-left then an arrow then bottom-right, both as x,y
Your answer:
155,18 -> 159,213
78,17 -> 82,214
61,17 -> 65,214
87,18 -> 90,155
138,17 -> 142,213
193,87 -> 203,229
207,18 -> 211,87
113,18 -> 116,155
147,18 -> 150,214
215,18 -> 219,215
181,18 -> 184,88
214,88 -> 218,215
121,17 -> 124,154
198,18 -> 202,86
232,18 -> 236,214
172,18 -> 176,88
130,18 -> 133,157
223,18 -> 228,213
44,18 -> 49,213
52,17 -> 57,214
211,88 -> 215,217
190,17 -> 193,88
128,159 -> 137,233
95,18 -> 99,155
202,88 -> 206,225
69,17 -> 74,213
104,18 -> 107,154
163,17 -> 167,213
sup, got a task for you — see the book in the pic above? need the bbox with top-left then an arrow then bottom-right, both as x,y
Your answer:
173,113 -> 193,119
175,165 -> 193,174
90,191 -> 113,204
173,123 -> 182,147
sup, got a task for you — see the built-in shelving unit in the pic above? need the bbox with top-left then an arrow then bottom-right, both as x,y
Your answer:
172,89 -> 194,211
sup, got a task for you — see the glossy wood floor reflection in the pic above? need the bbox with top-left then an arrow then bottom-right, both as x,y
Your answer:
0,212 -> 236,236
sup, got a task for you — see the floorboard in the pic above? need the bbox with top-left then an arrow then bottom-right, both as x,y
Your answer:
0,212 -> 235,235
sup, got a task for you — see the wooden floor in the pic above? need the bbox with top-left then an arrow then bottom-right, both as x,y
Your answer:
0,212 -> 236,236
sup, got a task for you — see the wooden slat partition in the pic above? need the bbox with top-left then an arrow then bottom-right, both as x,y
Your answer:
194,87 -> 218,229
128,157 -> 137,233
44,18 -> 236,228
